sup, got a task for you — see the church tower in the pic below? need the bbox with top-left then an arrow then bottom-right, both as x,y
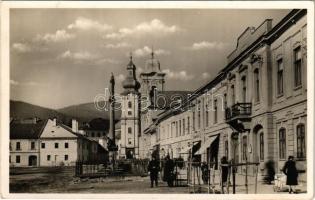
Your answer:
140,51 -> 166,98
120,54 -> 141,159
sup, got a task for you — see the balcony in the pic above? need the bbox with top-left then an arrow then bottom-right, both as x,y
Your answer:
225,103 -> 252,132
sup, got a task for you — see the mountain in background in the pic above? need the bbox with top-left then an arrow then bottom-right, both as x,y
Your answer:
10,100 -> 121,125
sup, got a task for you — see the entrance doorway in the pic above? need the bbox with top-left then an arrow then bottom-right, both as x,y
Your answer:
28,155 -> 37,166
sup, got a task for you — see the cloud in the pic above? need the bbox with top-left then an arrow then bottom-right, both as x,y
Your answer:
162,69 -> 194,81
68,17 -> 113,32
201,72 -> 211,79
188,41 -> 227,51
12,43 -> 32,53
59,50 -> 121,65
60,50 -> 98,61
35,29 -> 75,43
10,80 -> 19,86
104,42 -> 131,49
10,79 -> 46,87
105,19 -> 181,40
133,46 -> 170,58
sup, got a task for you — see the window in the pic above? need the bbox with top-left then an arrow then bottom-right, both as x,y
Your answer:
242,76 -> 247,102
231,85 -> 235,105
9,156 -> 11,163
31,142 -> 35,150
297,124 -> 306,159
176,121 -> 178,137
128,111 -> 132,116
16,155 -> 20,163
91,132 -> 95,137
198,107 -> 201,129
128,138 -> 132,145
55,143 -> 59,149
242,136 -> 247,161
64,155 -> 68,161
279,128 -> 286,159
277,59 -> 284,95
47,155 -> 51,161
192,111 -> 196,131
128,127 -> 132,134
205,104 -> 209,127
41,143 -> 45,149
224,93 -> 227,109
183,119 -> 185,135
187,116 -> 190,134
9,142 -> 12,151
179,120 -> 182,136
294,47 -> 302,87
128,101 -> 132,108
259,132 -> 264,161
254,69 -> 260,102
214,99 -> 218,124
16,142 -> 21,150
225,140 -> 229,159
65,142 -> 69,148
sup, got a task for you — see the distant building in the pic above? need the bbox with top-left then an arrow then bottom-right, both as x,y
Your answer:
81,118 -> 109,141
10,118 -> 108,167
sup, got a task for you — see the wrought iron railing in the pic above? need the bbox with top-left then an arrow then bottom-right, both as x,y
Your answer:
225,103 -> 252,120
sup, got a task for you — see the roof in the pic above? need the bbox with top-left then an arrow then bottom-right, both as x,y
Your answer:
10,119 -> 47,139
82,118 -> 109,131
150,90 -> 193,110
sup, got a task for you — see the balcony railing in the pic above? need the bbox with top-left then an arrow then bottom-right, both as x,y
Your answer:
225,103 -> 252,121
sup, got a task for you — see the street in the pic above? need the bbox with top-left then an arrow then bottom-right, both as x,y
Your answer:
10,167 -> 307,194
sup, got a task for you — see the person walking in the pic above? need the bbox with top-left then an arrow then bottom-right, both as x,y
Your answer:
163,155 -> 175,187
220,156 -> 229,194
201,162 -> 209,184
148,156 -> 160,188
282,156 -> 299,193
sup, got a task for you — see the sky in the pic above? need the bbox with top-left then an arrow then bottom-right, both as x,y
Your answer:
10,9 -> 290,109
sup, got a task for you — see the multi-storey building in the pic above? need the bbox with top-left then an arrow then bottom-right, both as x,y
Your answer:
10,118 -> 108,167
140,9 -> 307,182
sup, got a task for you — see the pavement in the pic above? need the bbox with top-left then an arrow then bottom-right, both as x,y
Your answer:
9,167 -> 307,194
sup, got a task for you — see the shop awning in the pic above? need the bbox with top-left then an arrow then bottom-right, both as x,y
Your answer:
195,135 -> 219,155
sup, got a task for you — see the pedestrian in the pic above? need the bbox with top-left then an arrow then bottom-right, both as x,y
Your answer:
148,155 -> 160,188
264,160 -> 275,184
201,162 -> 209,184
282,156 -> 299,193
220,156 -> 229,194
163,155 -> 175,187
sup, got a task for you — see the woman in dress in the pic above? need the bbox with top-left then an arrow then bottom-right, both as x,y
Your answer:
282,156 -> 299,193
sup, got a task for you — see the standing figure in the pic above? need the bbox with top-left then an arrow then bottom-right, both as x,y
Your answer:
221,156 -> 229,194
148,156 -> 160,188
282,156 -> 299,193
201,162 -> 209,184
163,155 -> 175,187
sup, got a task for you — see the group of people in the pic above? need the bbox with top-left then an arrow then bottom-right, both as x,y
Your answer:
148,154 -> 300,193
147,155 -> 175,188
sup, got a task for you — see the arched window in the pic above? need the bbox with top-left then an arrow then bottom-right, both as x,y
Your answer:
297,124 -> 305,159
254,69 -> 260,102
259,132 -> 264,161
279,128 -> 286,159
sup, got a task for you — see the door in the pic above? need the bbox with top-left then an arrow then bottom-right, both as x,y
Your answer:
28,155 -> 37,166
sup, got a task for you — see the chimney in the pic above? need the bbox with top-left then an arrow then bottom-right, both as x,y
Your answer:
72,119 -> 78,133
52,118 -> 57,126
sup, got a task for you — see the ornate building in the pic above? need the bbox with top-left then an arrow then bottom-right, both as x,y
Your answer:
119,55 -> 141,159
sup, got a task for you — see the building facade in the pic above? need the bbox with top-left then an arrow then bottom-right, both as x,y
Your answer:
10,118 -> 108,167
139,9 -> 307,181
